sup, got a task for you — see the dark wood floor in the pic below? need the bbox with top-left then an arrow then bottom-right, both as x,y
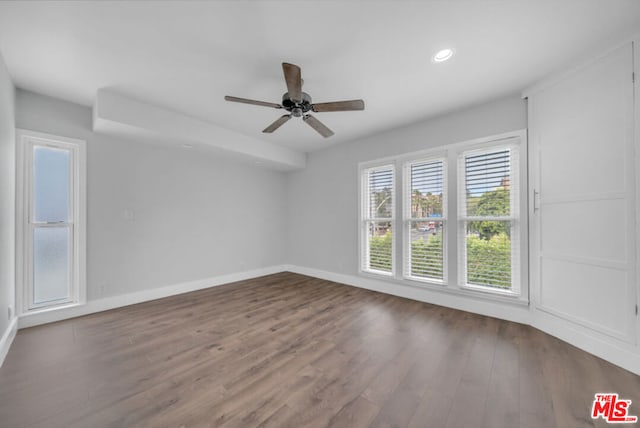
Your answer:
1,272 -> 639,427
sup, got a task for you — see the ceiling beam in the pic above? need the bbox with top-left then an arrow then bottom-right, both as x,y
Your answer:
93,89 -> 306,170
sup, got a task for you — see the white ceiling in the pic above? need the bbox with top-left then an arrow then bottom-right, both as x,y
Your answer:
1,1 -> 639,153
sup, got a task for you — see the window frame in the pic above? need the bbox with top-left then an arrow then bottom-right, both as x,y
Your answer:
358,130 -> 527,303
359,163 -> 396,276
457,142 -> 521,296
402,156 -> 448,284
16,129 -> 87,315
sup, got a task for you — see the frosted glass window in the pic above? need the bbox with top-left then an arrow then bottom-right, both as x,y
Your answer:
33,226 -> 71,304
20,130 -> 85,313
33,146 -> 70,223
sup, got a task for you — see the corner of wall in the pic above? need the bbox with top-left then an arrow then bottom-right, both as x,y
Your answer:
0,49 -> 16,366
0,316 -> 17,367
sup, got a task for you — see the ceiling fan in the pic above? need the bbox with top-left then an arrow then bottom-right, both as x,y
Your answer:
225,62 -> 365,138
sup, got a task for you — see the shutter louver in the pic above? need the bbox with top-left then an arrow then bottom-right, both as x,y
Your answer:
362,165 -> 394,274
459,146 -> 519,290
404,159 -> 446,282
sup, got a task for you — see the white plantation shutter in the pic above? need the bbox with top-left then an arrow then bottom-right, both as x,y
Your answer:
403,159 -> 446,282
458,144 -> 520,291
361,165 -> 394,274
367,167 -> 394,218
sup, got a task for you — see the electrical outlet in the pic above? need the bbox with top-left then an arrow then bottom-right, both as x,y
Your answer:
7,306 -> 12,320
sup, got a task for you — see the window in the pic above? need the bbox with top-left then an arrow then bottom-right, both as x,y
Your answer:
17,130 -> 86,313
359,130 -> 526,300
458,145 -> 520,292
360,165 -> 395,275
403,158 -> 446,282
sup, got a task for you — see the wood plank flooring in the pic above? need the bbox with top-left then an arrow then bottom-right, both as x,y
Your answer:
1,272 -> 639,427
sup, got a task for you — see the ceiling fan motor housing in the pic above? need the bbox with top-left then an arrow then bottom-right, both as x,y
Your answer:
282,92 -> 312,117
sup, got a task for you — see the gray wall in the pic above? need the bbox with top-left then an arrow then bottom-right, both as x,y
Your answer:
286,95 -> 527,275
16,89 -> 287,300
0,53 -> 14,334
11,90 -> 525,308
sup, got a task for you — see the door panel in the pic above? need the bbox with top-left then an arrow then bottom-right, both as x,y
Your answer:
530,43 -> 636,343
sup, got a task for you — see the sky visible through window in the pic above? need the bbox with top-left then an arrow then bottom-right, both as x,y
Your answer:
34,146 -> 70,223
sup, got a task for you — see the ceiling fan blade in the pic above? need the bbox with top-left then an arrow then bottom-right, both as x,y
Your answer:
225,95 -> 282,109
282,62 -> 302,103
311,99 -> 365,112
303,114 -> 334,138
262,114 -> 292,133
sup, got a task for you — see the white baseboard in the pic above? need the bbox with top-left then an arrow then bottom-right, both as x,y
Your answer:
12,264 -> 640,377
284,264 -> 531,325
532,309 -> 640,376
0,316 -> 18,367
18,265 -> 287,329
285,264 -> 640,376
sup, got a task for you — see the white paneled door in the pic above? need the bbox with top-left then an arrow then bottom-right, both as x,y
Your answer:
529,43 -> 637,343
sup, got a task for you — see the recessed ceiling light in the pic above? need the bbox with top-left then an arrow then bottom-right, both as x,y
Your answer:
180,143 -> 193,149
433,48 -> 454,63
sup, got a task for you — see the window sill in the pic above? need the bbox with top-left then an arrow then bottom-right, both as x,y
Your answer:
359,271 -> 529,307
21,301 -> 84,318
361,268 -> 394,277
461,283 -> 520,298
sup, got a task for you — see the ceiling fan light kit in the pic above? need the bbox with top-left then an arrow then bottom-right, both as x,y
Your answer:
225,62 -> 365,138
